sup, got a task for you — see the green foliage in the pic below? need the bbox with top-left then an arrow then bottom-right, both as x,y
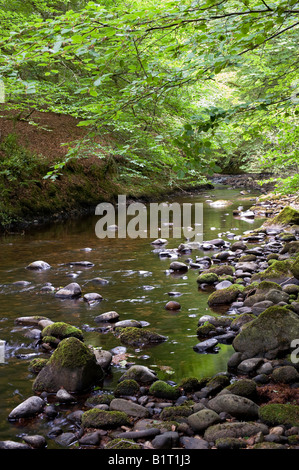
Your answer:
0,0 -> 298,191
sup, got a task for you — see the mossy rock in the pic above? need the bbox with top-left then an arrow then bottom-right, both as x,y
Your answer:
230,313 -> 255,331
85,394 -> 114,407
106,438 -> 140,449
41,321 -> 83,341
280,240 -> 299,255
256,280 -> 282,291
206,374 -> 230,391
208,285 -> 243,306
81,408 -> 130,429
28,358 -> 49,374
225,379 -> 257,398
266,206 -> 299,226
160,405 -> 193,421
253,442 -> 286,449
215,437 -> 247,449
196,322 -> 217,338
205,265 -> 235,276
197,272 -> 219,284
179,377 -> 202,393
149,380 -> 180,400
119,327 -> 166,347
252,260 -> 293,285
290,255 -> 299,280
258,404 -> 299,427
33,337 -> 104,393
239,255 -> 257,262
233,305 -> 299,359
114,380 -> 140,397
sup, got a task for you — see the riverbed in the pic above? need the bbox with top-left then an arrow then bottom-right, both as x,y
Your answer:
0,185 -> 265,442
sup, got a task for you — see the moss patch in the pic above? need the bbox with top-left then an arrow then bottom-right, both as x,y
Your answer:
81,408 -> 130,429
149,380 -> 180,400
41,322 -> 83,341
208,284 -> 243,306
259,403 -> 299,427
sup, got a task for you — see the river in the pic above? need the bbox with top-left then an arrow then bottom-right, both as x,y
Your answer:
0,185 -> 265,442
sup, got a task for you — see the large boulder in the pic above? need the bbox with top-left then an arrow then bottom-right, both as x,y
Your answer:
208,394 -> 259,420
251,260 -> 294,285
232,306 -> 299,359
33,337 -> 104,393
208,285 -> 243,307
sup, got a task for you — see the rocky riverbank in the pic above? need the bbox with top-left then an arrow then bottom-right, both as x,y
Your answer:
1,202 -> 299,451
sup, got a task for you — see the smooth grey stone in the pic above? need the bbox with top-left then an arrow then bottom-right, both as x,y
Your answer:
8,396 -> 45,420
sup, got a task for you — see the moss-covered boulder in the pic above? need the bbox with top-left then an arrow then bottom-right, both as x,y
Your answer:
232,306 -> 299,359
208,285 -> 243,306
280,240 -> 299,255
251,260 -> 293,285
259,404 -> 299,427
160,405 -> 193,421
118,327 -> 167,347
81,408 -> 130,429
205,265 -> 235,277
28,358 -> 49,374
41,322 -> 84,342
179,377 -> 202,393
114,380 -> 140,397
196,272 -> 219,284
225,379 -> 257,399
149,380 -> 180,400
33,337 -> 104,393
196,322 -> 217,337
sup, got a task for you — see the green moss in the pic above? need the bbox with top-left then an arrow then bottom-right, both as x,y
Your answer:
205,265 -> 235,276
179,377 -> 201,393
239,254 -> 257,262
257,280 -> 282,291
160,405 -> 193,421
226,379 -> 257,398
149,380 -> 180,400
48,336 -> 94,369
196,272 -> 219,284
207,284 -> 243,306
85,394 -> 114,407
118,327 -> 166,347
259,404 -> 299,427
114,380 -> 140,397
81,408 -> 130,429
291,255 -> 299,280
268,206 -> 299,226
206,374 -> 230,390
41,322 -> 83,341
28,358 -> 49,374
196,322 -> 217,338
106,439 -> 140,449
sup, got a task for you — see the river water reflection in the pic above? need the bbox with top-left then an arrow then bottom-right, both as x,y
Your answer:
0,185 -> 265,441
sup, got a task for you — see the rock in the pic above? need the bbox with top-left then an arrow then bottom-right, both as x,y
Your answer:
83,293 -> 103,302
149,380 -> 180,400
56,388 -> 75,403
151,238 -> 168,245
41,321 -> 84,342
225,379 -> 257,399
55,282 -> 82,299
259,404 -> 299,427
179,436 -> 209,449
93,349 -> 112,370
95,311 -> 120,323
33,337 -> 104,393
169,261 -> 188,272
233,306 -> 299,359
8,396 -> 45,420
237,358 -> 264,374
118,327 -> 167,347
197,272 -> 219,284
0,440 -> 31,449
81,408 -> 130,429
68,261 -> 94,267
90,277 -> 109,285
231,241 -> 247,251
271,365 -> 299,383
26,260 -> 51,270
215,280 -> 233,290
193,338 -> 219,353
187,409 -> 221,432
15,316 -> 49,326
208,393 -> 259,420
115,319 -> 142,328
22,435 -> 47,449
152,431 -> 179,449
251,300 -> 274,315
252,260 -> 294,285
115,429 -> 160,440
78,431 -> 102,446
110,398 -> 150,418
119,365 -> 158,384
235,262 -> 258,272
54,432 -> 77,447
204,422 -> 268,441
207,285 -> 243,306
165,301 -> 181,310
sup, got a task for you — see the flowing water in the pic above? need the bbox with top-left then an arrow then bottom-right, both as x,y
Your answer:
0,185 -> 265,442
